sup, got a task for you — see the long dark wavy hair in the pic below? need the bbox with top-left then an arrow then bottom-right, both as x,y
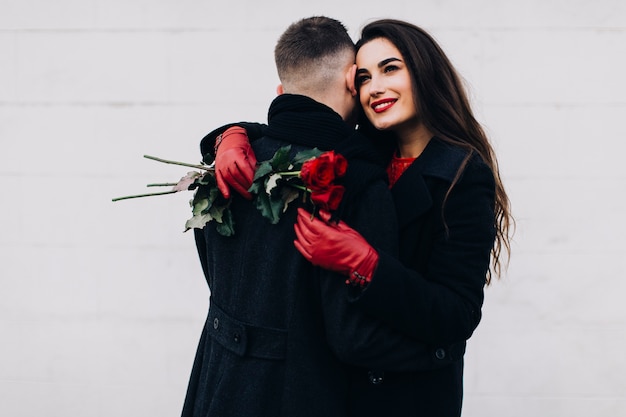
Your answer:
356,19 -> 513,283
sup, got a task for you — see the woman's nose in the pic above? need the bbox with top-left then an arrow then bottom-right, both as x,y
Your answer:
368,76 -> 385,96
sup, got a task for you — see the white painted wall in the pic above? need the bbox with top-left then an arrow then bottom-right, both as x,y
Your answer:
1,1 -> 625,415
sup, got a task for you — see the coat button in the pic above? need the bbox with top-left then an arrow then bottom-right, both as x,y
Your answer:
213,318 -> 219,330
435,348 -> 446,360
368,370 -> 384,385
233,333 -> 240,343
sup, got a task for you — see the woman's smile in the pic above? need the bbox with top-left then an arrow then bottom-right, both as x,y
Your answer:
371,98 -> 398,113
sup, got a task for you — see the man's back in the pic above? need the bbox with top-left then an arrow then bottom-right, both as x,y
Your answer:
180,15 -> 404,415
183,134 -> 351,417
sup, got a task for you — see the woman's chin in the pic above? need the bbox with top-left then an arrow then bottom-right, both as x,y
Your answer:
372,121 -> 393,131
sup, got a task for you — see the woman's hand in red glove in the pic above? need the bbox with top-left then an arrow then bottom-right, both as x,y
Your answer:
215,126 -> 257,200
293,208 -> 379,287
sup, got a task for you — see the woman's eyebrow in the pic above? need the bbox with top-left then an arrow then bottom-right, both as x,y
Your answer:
356,57 -> 402,74
378,57 -> 402,67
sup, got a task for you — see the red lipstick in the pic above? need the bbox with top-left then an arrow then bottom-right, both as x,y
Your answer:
371,98 -> 397,113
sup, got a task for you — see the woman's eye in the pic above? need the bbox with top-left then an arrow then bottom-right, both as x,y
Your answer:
383,65 -> 399,73
356,75 -> 370,86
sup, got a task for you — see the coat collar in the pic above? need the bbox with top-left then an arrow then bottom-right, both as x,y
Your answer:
413,137 -> 470,181
391,137 -> 470,227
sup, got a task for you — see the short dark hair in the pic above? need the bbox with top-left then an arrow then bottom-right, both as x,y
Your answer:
274,16 -> 355,90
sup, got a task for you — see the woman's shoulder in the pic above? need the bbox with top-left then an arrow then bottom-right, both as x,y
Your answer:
418,137 -> 467,181
420,137 -> 492,184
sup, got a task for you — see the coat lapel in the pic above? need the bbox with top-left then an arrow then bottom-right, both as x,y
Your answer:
390,138 -> 470,229
391,162 -> 432,229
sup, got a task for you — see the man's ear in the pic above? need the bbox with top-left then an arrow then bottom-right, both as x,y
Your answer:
345,64 -> 357,96
276,84 -> 284,95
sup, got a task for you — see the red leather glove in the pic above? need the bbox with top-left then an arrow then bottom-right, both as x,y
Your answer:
215,126 -> 257,200
294,208 -> 379,287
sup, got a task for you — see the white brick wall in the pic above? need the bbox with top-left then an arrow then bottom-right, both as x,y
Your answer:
1,1 -> 624,416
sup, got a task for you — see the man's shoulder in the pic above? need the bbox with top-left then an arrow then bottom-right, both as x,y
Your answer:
200,122 -> 267,157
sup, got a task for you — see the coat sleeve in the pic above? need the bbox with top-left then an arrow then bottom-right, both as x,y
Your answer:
319,181 -> 448,372
199,122 -> 267,158
350,160 -> 497,345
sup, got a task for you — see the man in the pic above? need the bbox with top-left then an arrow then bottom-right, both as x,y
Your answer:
182,17 -> 422,417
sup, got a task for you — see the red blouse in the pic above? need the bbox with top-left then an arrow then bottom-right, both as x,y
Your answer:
386,154 -> 417,188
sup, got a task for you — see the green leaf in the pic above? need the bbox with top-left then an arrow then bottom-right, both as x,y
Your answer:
191,194 -> 209,216
248,179 -> 264,195
292,148 -> 322,166
184,212 -> 213,231
174,171 -> 203,192
281,187 -> 300,213
255,191 -> 283,224
208,205 -> 224,223
215,209 -> 235,236
269,145 -> 292,171
203,186 -> 222,214
253,160 -> 274,181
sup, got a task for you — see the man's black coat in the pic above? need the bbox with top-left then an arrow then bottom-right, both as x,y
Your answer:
181,95 -> 430,417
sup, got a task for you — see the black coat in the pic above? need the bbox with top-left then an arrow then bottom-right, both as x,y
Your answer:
346,137 -> 497,416
182,95 -> 434,417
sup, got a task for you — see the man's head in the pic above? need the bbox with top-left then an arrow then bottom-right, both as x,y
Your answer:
274,16 -> 358,121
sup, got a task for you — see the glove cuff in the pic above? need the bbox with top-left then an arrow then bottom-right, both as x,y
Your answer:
345,247 -> 379,288
215,126 -> 248,154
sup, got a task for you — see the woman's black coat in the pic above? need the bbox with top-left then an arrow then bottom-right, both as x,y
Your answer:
346,137 -> 497,417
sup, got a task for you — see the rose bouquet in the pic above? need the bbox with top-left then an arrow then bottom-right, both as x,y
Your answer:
112,146 -> 347,236
248,145 -> 346,225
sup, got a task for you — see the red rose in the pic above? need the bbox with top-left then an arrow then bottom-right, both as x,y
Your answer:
300,151 -> 347,191
310,185 -> 345,211
332,153 -> 348,177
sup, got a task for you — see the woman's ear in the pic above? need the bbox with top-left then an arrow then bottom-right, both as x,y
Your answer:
276,84 -> 284,95
345,64 -> 357,96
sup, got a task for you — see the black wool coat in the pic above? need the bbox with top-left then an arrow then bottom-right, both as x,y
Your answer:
346,137 -> 497,417
181,95 -> 434,417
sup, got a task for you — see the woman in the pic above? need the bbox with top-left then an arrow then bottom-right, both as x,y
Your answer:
208,19 -> 513,416
292,19 -> 513,416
